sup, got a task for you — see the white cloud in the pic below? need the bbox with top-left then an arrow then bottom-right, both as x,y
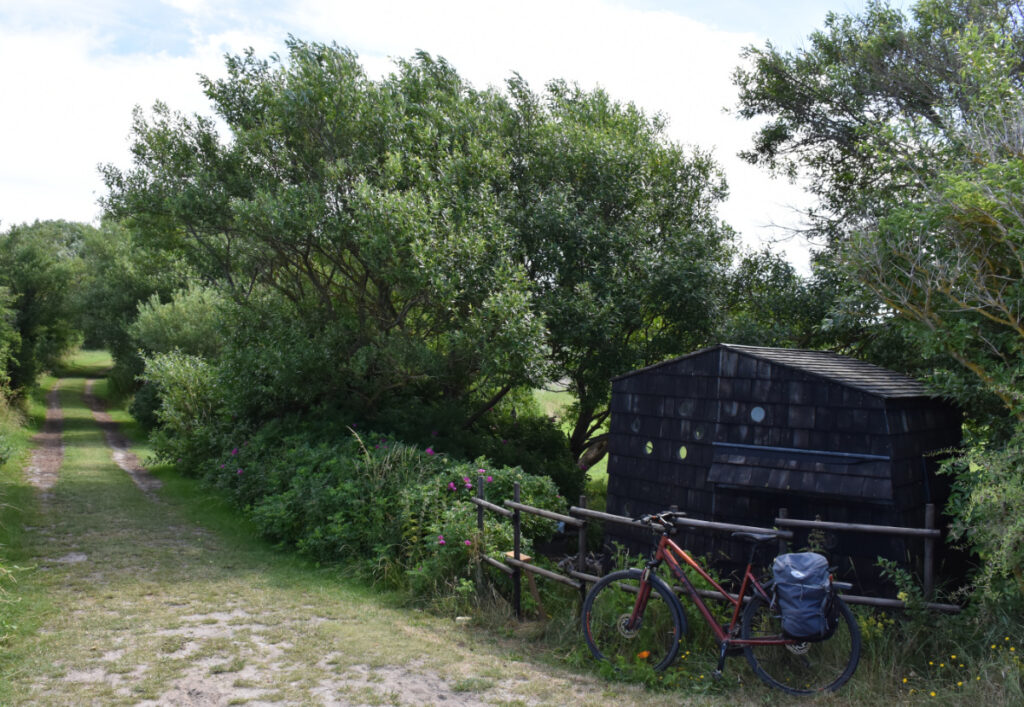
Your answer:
0,0 -> 819,270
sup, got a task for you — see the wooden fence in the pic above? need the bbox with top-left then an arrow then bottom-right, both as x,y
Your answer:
470,478 -> 961,619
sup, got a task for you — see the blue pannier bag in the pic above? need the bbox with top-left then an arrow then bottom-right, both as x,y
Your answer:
772,552 -> 838,642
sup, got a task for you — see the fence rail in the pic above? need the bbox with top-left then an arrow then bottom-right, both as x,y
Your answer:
470,477 -> 960,619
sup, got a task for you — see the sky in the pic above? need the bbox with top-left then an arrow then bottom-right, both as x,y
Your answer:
0,0 -> 891,272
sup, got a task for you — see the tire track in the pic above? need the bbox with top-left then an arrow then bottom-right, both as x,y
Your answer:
83,378 -> 163,495
24,380 -> 63,500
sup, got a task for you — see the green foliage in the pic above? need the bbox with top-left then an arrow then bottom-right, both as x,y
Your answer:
733,0 -> 1023,244
102,40 -> 732,492
719,248 -> 830,348
128,286 -> 229,429
141,351 -> 224,468
103,41 -> 548,428
943,428 -> 1024,600
190,421 -> 564,599
71,220 -> 193,398
129,285 -> 227,359
0,287 -> 18,393
505,76 -> 734,469
0,220 -> 85,392
734,1 -> 1024,432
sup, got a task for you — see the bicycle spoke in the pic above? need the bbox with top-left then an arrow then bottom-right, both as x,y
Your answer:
740,595 -> 861,694
582,569 -> 685,672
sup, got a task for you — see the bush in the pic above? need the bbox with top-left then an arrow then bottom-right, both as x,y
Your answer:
142,351 -> 226,469
129,285 -> 227,359
196,420 -> 565,601
943,426 -> 1024,601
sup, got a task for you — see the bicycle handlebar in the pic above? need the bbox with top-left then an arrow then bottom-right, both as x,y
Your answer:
638,510 -> 686,532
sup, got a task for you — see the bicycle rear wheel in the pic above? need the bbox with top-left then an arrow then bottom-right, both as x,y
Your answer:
581,569 -> 686,672
740,594 -> 861,694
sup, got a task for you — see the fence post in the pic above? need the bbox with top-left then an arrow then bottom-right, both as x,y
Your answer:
475,473 -> 485,591
577,495 -> 588,608
513,482 -> 522,620
778,508 -> 789,556
924,503 -> 935,600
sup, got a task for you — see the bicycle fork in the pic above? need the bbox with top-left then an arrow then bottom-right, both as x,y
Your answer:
625,566 -> 656,632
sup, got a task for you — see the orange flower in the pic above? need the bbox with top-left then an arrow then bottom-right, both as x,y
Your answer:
637,650 -> 651,660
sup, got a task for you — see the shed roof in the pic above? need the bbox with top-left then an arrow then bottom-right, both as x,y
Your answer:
615,343 -> 932,399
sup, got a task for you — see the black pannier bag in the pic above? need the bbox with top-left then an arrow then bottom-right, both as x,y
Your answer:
772,552 -> 839,642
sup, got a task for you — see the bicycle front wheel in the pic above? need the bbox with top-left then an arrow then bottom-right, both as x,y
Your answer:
582,569 -> 686,672
740,594 -> 861,695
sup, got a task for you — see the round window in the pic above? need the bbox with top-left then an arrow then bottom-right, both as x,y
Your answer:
750,406 -> 766,423
644,440 -> 654,455
678,445 -> 688,460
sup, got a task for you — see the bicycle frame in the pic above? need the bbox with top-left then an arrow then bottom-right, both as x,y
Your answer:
631,530 -> 791,650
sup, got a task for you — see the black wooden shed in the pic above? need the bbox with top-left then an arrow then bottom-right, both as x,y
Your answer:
604,344 -> 962,590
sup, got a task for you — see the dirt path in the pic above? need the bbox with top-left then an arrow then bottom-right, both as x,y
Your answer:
82,379 -> 162,496
23,381 -> 63,499
5,375 -> 673,707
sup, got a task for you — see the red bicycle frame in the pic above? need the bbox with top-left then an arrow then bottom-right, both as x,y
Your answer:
629,530 -> 792,650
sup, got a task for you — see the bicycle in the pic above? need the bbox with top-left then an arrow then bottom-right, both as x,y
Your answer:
581,511 -> 861,695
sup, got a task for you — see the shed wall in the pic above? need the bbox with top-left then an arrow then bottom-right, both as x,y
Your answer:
604,346 -> 962,592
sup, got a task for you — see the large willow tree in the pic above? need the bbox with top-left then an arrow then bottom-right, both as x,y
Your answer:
103,38 -> 733,483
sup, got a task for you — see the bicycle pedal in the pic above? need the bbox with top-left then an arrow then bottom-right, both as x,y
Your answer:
711,669 -> 723,682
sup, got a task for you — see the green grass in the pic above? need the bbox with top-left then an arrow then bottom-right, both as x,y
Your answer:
54,348 -> 113,378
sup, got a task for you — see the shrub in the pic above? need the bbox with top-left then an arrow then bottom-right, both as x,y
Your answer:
943,427 -> 1024,601
201,421 -> 565,600
142,351 -> 226,469
130,285 -> 228,359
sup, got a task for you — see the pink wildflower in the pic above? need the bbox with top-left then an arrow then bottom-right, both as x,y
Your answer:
236,468 -> 243,475
485,476 -> 493,483
426,447 -> 435,456
437,535 -> 446,545
448,481 -> 457,491
231,447 -> 239,456
464,540 -> 471,546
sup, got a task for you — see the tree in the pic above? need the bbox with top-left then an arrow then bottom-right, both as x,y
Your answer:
504,77 -> 734,467
735,1 -> 1024,596
734,0 -> 1024,246
846,87 -> 1024,428
734,0 -> 1024,429
718,249 -> 828,348
103,41 -> 734,492
71,219 -> 194,395
103,39 -> 547,423
0,287 -> 20,392
0,220 -> 84,391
